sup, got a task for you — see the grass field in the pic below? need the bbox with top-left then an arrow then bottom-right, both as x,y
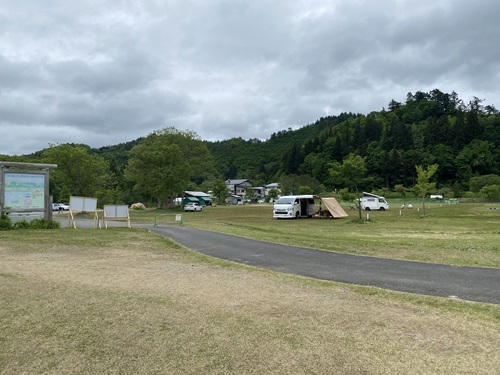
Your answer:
1,202 -> 500,374
135,202 -> 500,268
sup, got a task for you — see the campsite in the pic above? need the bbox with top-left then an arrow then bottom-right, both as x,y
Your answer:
137,201 -> 500,268
1,201 -> 500,374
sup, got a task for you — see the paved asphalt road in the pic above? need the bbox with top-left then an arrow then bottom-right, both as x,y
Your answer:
148,225 -> 500,305
56,217 -> 500,304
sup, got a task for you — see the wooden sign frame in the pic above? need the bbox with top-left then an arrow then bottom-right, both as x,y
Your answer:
103,205 -> 131,228
68,196 -> 99,229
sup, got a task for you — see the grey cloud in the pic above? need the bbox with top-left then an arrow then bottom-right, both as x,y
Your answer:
1,0 -> 500,156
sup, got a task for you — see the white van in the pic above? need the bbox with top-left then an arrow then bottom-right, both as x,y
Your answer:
273,195 -> 318,219
360,192 -> 389,211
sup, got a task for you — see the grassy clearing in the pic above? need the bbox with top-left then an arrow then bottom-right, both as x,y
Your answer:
1,229 -> 499,374
131,202 -> 500,268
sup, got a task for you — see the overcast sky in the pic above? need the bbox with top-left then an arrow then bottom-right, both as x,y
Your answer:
1,0 -> 499,156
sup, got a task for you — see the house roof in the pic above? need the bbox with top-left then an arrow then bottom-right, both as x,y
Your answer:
185,191 -> 211,197
226,179 -> 250,185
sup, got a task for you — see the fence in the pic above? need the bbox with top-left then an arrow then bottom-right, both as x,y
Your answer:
154,213 -> 183,227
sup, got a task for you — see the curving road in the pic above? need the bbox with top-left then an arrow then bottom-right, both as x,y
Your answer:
148,225 -> 500,305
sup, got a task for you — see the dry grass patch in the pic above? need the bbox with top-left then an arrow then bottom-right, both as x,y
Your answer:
1,229 -> 499,374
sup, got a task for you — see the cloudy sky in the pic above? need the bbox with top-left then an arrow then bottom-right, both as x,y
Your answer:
1,0 -> 499,156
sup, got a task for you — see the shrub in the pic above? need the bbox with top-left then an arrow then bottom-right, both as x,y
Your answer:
0,214 -> 12,230
13,220 -> 30,229
0,214 -> 60,230
29,218 -> 60,229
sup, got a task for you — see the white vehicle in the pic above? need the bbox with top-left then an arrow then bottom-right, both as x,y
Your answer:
184,202 -> 202,212
52,203 -> 70,211
360,192 -> 389,211
273,195 -> 318,219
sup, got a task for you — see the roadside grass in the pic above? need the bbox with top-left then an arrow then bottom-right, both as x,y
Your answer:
1,229 -> 499,374
131,202 -> 500,268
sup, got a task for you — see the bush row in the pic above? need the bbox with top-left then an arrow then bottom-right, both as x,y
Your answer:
0,214 -> 61,230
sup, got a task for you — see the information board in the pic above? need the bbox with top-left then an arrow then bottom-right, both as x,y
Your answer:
3,173 -> 45,210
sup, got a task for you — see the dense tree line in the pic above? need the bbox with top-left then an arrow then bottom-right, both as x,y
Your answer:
3,89 -> 500,205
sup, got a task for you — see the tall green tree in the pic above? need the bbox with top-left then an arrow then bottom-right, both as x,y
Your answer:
330,153 -> 367,220
211,179 -> 229,205
125,128 -> 213,208
414,164 -> 439,217
266,188 -> 279,202
42,144 -> 112,201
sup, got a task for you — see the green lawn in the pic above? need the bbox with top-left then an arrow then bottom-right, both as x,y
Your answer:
132,202 -> 500,268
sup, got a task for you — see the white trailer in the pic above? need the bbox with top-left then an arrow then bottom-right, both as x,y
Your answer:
360,192 -> 389,211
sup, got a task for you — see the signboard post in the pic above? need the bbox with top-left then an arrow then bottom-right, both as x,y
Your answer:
103,205 -> 131,228
68,196 -> 99,229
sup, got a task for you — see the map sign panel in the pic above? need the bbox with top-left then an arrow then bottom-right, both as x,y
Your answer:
3,173 -> 45,209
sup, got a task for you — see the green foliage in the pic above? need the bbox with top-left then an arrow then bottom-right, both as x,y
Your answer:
266,188 -> 279,202
469,174 -> 500,193
0,214 -> 12,230
394,184 -> 407,197
415,164 -> 439,217
329,153 -> 367,190
330,154 -> 367,220
297,185 -> 314,195
10,90 -> 500,204
125,128 -> 214,208
42,144 -> 112,201
338,188 -> 356,202
479,185 -> 500,200
415,164 -> 439,196
211,179 -> 229,205
12,220 -> 30,229
278,174 -> 322,195
95,188 -> 125,206
0,216 -> 60,230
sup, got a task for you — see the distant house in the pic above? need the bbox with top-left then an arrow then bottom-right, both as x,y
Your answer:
224,180 -> 279,204
252,186 -> 265,198
229,195 -> 243,205
252,183 -> 278,200
264,183 -> 279,196
225,179 -> 252,199
183,191 -> 213,206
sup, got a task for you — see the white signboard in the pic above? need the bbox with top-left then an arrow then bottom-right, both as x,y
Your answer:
104,205 -> 129,218
103,204 -> 131,228
70,196 -> 97,212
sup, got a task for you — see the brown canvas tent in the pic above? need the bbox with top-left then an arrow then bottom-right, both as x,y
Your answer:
320,197 -> 349,218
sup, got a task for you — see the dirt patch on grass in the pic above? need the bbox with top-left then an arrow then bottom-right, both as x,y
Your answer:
1,230 -> 499,374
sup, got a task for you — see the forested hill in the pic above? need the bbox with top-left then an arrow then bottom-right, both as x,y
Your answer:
204,112 -> 359,183
8,89 -> 500,201
205,89 -> 500,192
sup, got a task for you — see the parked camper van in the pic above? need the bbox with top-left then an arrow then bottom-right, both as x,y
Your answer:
273,195 -> 318,219
360,192 -> 389,211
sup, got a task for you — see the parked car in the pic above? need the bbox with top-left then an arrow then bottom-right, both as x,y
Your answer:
53,203 -> 70,211
184,202 -> 202,212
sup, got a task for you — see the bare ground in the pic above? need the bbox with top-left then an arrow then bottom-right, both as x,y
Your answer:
1,230 -> 499,374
